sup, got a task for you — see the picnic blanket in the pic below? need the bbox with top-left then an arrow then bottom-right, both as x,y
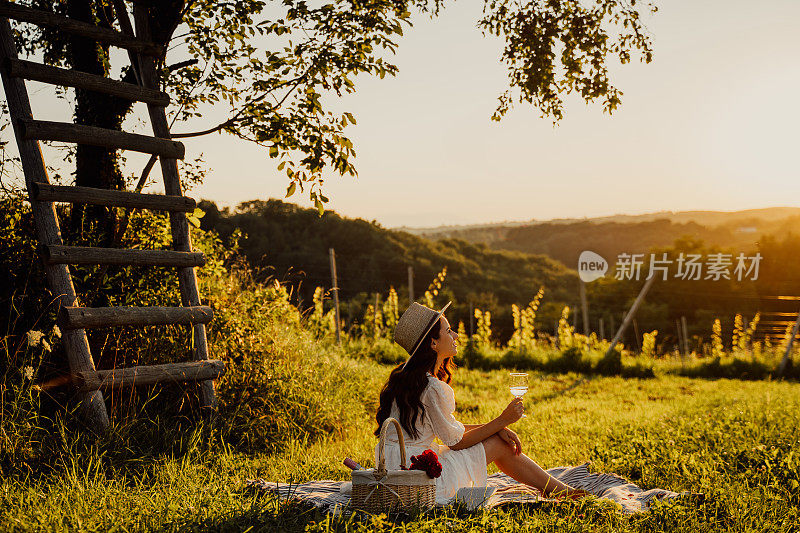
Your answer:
247,461 -> 699,515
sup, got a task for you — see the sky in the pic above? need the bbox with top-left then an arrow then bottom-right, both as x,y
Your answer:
9,0 -> 800,228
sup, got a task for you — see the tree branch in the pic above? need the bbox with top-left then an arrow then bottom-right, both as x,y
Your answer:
171,62 -> 315,139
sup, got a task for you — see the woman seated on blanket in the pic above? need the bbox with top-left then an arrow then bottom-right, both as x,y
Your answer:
375,301 -> 592,504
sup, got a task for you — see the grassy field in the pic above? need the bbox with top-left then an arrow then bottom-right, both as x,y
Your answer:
3,186 -> 798,532
2,364 -> 798,532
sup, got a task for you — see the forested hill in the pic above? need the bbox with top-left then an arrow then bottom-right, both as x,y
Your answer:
494,219 -> 749,271
410,209 -> 800,269
198,199 -> 578,329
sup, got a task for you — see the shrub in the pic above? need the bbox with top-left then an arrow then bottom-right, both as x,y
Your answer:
457,338 -> 498,370
349,337 -> 407,365
545,347 -> 591,374
500,348 -> 547,371
595,347 -> 622,376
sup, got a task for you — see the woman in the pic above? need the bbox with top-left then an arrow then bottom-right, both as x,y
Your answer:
375,301 -> 591,504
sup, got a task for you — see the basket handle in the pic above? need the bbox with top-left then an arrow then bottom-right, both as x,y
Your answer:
376,417 -> 407,476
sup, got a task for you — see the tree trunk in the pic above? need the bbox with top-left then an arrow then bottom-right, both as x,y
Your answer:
66,0 -> 134,247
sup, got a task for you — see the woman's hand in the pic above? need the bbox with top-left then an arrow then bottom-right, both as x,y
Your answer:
500,397 -> 524,425
497,427 -> 522,455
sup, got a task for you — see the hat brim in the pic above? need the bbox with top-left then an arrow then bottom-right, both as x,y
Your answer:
401,301 -> 452,370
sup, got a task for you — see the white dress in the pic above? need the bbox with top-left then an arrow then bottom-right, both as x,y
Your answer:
374,374 -> 487,504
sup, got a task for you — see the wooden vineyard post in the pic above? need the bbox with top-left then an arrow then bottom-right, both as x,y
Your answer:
580,281 -> 589,336
0,18 -> 109,432
676,318 -> 686,368
605,275 -> 657,359
599,318 -> 605,340
374,293 -> 380,338
681,316 -> 689,356
554,320 -> 559,349
681,316 -> 690,356
408,266 -> 414,304
329,248 -> 341,345
469,302 -> 474,337
133,6 -> 216,413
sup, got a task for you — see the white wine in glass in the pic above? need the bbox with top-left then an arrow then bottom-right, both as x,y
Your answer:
509,372 -> 528,418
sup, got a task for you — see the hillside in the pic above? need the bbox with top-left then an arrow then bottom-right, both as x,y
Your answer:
405,208 -> 800,268
198,199 -> 580,336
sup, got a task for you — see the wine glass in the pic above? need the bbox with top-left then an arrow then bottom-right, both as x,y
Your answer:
509,372 -> 528,418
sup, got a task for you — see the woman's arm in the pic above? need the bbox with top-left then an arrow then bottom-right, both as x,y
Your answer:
448,398 -> 523,450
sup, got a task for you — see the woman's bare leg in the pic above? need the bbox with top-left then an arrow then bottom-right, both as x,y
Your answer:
482,434 -> 590,498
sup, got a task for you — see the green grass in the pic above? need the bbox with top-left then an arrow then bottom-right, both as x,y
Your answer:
1,367 -> 798,532
2,195 -> 798,531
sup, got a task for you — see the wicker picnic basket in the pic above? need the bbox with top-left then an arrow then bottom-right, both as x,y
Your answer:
351,417 -> 436,513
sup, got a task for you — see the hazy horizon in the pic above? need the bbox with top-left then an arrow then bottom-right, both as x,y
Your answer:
208,199 -> 800,231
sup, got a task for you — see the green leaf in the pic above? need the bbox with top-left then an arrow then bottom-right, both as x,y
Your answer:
286,182 -> 296,197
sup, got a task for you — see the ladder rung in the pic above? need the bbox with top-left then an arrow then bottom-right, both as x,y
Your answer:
0,2 -> 163,56
44,245 -> 205,267
4,58 -> 169,106
21,119 -> 184,158
73,360 -> 226,392
59,305 -> 213,330
32,183 -> 196,212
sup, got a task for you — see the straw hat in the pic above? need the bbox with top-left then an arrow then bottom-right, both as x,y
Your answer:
394,301 -> 451,370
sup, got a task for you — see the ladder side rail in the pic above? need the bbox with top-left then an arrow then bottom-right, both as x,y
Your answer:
0,17 -> 109,431
133,5 -> 216,413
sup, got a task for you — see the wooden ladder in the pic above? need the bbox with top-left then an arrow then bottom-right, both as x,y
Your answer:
0,1 -> 224,432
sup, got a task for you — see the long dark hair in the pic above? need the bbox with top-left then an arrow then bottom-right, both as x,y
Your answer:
375,317 -> 456,439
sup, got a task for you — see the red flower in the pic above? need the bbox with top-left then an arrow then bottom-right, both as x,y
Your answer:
408,449 -> 442,478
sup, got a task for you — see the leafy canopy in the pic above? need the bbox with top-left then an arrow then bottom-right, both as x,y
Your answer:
17,0 -> 655,211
